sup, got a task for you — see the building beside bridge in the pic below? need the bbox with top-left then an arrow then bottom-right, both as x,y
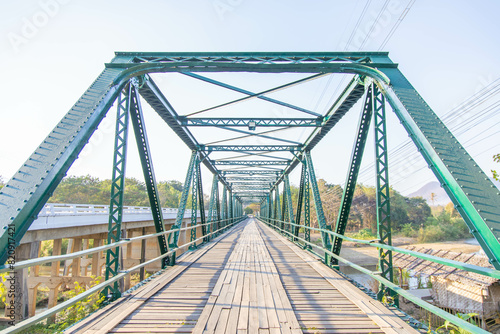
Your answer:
394,246 -> 500,332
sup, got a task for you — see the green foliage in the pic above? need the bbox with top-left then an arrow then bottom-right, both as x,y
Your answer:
48,175 -> 184,208
346,228 -> 377,240
47,276 -> 105,332
493,153 -> 499,181
0,273 -> 6,309
436,313 -> 479,334
417,209 -> 469,243
400,223 -> 416,237
244,207 -> 253,214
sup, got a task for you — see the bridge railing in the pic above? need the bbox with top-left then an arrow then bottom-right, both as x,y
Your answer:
0,216 -> 246,334
258,217 -> 493,334
39,203 -> 204,217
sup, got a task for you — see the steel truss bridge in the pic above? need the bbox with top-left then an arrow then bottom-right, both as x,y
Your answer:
0,52 -> 499,333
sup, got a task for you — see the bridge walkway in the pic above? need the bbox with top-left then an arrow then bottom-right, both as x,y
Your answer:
68,218 -> 417,334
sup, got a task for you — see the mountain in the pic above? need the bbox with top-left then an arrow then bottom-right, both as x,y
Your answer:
408,178 -> 500,206
408,181 -> 450,206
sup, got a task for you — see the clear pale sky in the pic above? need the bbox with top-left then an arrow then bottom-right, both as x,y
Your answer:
1,0 -> 499,197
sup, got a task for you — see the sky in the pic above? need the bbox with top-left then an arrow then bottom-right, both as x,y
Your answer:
0,0 -> 499,199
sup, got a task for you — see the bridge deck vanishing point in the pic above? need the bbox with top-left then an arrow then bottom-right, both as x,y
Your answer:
68,218 -> 417,334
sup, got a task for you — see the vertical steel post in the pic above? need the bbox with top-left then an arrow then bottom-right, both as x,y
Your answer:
331,85 -> 373,265
305,151 -> 331,262
104,84 -> 130,300
373,84 -> 396,304
189,153 -> 200,250
128,82 -> 169,269
304,166 -> 311,249
169,151 -> 197,262
284,174 -> 295,238
275,186 -> 281,230
207,174 -> 219,240
222,186 -> 227,228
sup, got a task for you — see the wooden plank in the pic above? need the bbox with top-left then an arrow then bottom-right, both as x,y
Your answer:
257,222 -> 418,334
69,223 -> 243,334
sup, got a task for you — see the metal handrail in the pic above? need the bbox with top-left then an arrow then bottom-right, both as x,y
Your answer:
0,217 -> 245,334
0,217 -> 238,273
38,203 -> 208,217
259,217 -> 489,334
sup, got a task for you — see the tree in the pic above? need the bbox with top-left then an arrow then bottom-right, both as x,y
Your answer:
493,153 -> 500,181
406,197 -> 432,227
244,207 -> 253,215
430,192 -> 437,206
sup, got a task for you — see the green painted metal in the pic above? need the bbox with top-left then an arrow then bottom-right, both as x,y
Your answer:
295,161 -> 311,247
0,63 -> 131,265
2,51 -> 499,334
104,84 -> 131,300
284,175 -> 295,236
222,170 -> 281,175
260,217 -> 489,334
0,219 -> 245,334
169,151 -> 197,250
305,152 -> 331,255
331,84 -> 373,263
376,66 -> 500,269
222,186 -> 228,227
205,145 -> 301,152
189,153 -> 200,250
372,83 -> 395,303
180,117 -> 323,127
207,174 -> 219,239
214,160 -> 290,166
128,82 -> 169,268
181,72 -> 322,117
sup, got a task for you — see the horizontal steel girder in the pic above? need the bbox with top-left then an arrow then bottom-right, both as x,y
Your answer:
221,170 -> 281,175
214,160 -> 290,166
202,145 -> 302,152
179,117 -> 323,127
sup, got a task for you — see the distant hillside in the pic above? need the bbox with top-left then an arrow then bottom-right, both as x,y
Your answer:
408,181 -> 450,206
408,178 -> 500,206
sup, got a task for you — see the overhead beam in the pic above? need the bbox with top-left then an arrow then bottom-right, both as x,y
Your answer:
202,145 -> 302,152
214,160 -> 290,166
138,75 -> 230,190
182,73 -> 322,117
179,117 -> 323,127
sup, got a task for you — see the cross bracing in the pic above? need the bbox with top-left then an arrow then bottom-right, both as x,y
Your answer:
0,51 -> 499,322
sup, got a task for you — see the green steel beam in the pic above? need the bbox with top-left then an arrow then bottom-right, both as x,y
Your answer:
305,152 -> 332,255
207,174 -> 219,239
284,174 -> 295,236
185,73 -> 326,116
0,60 -> 132,265
138,76 -> 230,191
104,85 -> 131,300
179,117 -> 323,127
189,153 -> 200,250
169,151 -> 197,251
214,160 -> 290,166
128,82 -> 169,268
181,72 -> 322,117
377,67 -> 500,269
203,145 -> 302,152
331,84 -> 373,262
222,170 -> 281,175
372,84 -> 395,303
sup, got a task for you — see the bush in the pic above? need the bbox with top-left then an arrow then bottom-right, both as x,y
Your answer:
48,276 -> 105,332
400,223 -> 416,237
417,225 -> 446,243
347,228 -> 377,240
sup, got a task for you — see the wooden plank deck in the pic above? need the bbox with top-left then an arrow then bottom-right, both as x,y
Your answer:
68,218 -> 418,334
